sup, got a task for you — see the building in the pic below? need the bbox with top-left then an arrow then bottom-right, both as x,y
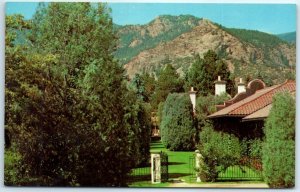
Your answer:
207,79 -> 296,139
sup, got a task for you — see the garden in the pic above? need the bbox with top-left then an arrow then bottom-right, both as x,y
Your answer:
127,91 -> 295,188
4,2 -> 295,188
128,140 -> 264,187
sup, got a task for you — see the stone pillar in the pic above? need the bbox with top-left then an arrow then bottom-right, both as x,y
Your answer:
195,150 -> 203,182
215,76 -> 226,96
189,87 -> 197,114
237,78 -> 246,93
151,153 -> 161,183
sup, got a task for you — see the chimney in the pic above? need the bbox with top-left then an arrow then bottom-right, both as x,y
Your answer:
215,76 -> 226,96
237,78 -> 246,93
189,87 -> 197,114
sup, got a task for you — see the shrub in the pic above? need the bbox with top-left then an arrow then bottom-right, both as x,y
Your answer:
240,138 -> 262,158
240,138 -> 263,171
160,93 -> 196,151
249,139 -> 263,158
262,92 -> 295,188
198,124 -> 241,181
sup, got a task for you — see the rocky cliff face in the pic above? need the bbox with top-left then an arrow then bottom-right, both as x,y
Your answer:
116,15 -> 296,83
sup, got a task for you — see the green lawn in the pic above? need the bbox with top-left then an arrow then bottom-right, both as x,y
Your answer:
150,140 -> 194,182
129,140 -> 194,187
129,140 -> 264,187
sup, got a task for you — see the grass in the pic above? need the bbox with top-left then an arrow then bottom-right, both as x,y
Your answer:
129,140 -> 264,187
150,140 -> 194,182
129,181 -> 170,187
129,140 -> 194,187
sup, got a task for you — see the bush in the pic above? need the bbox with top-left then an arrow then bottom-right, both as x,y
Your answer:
160,93 -> 196,151
249,139 -> 263,158
4,150 -> 21,185
240,138 -> 262,158
262,92 -> 295,188
198,124 -> 241,181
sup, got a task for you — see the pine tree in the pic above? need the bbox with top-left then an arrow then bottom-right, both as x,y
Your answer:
187,50 -> 234,96
151,64 -> 184,108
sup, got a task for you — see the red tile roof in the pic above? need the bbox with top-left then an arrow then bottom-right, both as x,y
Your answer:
242,104 -> 272,121
208,80 -> 296,118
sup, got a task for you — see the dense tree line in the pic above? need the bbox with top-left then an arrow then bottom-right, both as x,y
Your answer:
5,3 -> 151,186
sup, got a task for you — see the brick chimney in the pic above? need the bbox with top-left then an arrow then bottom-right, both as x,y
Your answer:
237,78 -> 246,93
215,76 -> 226,96
189,87 -> 197,114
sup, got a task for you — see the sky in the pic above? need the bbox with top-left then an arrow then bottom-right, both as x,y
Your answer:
5,2 -> 296,34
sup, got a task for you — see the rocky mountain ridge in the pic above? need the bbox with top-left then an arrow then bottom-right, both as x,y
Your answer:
115,15 -> 296,84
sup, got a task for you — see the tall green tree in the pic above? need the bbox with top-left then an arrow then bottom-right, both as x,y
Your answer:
160,93 -> 196,151
6,3 -> 149,186
30,2 -> 117,84
130,72 -> 155,103
262,92 -> 295,188
151,64 -> 184,108
187,50 -> 234,96
142,72 -> 156,102
5,14 -> 31,149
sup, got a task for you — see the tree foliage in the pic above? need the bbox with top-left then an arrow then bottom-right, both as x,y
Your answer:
187,50 -> 234,96
160,93 -> 196,151
151,64 -> 184,109
195,93 -> 230,130
198,125 -> 241,181
262,92 -> 295,188
130,73 -> 156,103
5,3 -> 150,186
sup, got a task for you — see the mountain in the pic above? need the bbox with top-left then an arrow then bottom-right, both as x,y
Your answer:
115,15 -> 200,65
276,32 -> 296,43
115,15 -> 296,84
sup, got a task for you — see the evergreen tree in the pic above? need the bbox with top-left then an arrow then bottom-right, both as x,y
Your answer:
151,64 -> 184,108
187,50 -> 234,96
142,72 -> 156,103
262,92 -> 295,188
160,93 -> 196,151
130,73 -> 147,101
130,72 -> 156,103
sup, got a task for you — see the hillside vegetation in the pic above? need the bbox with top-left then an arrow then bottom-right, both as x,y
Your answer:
115,15 -> 201,64
115,15 -> 295,85
276,32 -> 296,43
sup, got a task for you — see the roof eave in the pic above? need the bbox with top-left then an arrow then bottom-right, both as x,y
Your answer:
207,114 -> 246,119
241,117 -> 267,122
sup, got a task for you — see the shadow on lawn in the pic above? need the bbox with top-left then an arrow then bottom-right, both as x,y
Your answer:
150,146 -> 165,149
169,173 -> 191,179
167,162 -> 186,166
128,173 -> 192,183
